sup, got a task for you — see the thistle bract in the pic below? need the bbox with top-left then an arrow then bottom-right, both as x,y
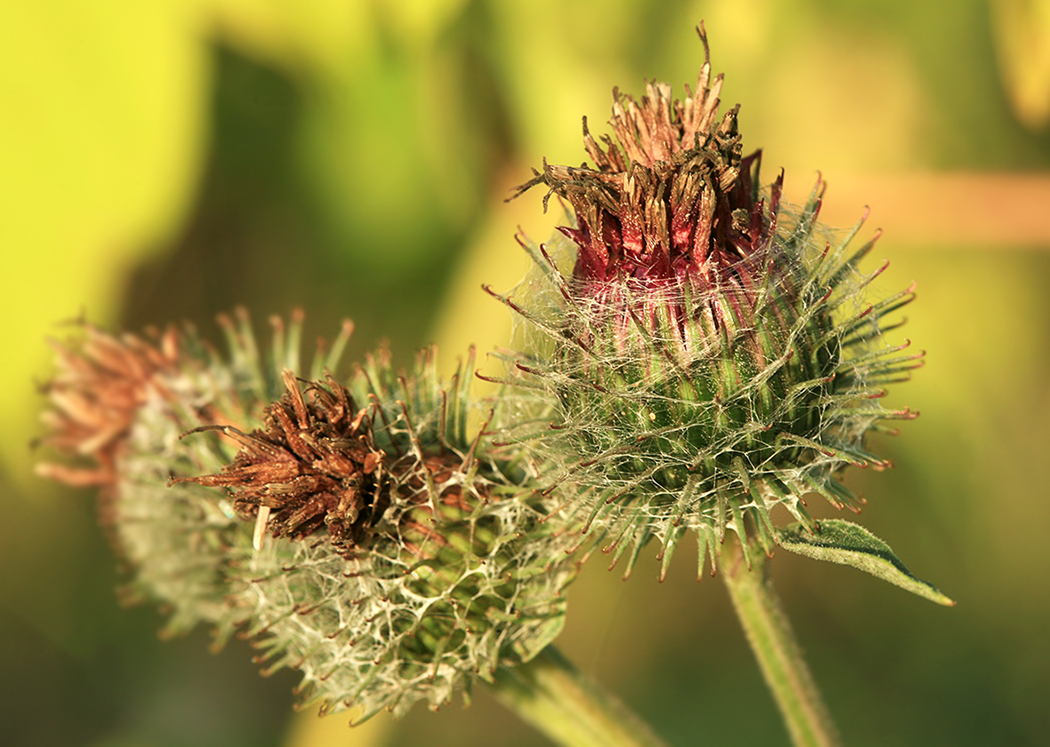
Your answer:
490,29 -> 921,579
38,313 -> 580,721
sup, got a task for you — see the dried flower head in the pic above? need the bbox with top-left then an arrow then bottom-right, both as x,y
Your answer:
36,323 -> 182,489
38,310 -> 350,636
514,29 -> 762,297
38,313 -> 580,721
489,26 -> 921,579
182,370 -> 384,553
181,347 -> 581,720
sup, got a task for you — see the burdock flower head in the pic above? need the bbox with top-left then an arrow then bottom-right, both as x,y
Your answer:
35,311 -> 293,636
38,313 -> 580,721
490,27 -> 924,581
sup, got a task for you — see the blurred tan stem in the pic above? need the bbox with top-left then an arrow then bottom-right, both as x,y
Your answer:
722,542 -> 840,747
491,645 -> 668,747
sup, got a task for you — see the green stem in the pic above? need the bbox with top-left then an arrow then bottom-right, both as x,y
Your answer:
491,645 -> 668,747
722,542 -> 840,747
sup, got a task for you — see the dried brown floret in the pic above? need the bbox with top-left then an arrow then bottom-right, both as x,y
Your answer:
510,26 -> 778,299
180,370 -> 386,554
36,323 -> 181,488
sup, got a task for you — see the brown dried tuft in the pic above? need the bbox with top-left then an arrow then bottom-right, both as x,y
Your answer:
510,25 -> 780,295
181,371 -> 386,554
36,324 -> 182,488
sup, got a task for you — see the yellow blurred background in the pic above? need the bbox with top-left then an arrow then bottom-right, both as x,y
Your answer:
3,1 -> 1049,745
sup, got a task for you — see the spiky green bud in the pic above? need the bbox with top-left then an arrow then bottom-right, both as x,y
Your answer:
489,28 -> 921,580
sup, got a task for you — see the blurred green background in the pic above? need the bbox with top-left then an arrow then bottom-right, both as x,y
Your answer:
3,1 -> 1050,745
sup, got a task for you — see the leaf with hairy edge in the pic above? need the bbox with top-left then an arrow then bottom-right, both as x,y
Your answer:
777,519 -> 955,606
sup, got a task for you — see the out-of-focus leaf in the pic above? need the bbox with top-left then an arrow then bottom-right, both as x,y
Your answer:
209,0 -> 368,76
0,1 -> 210,483
992,0 -> 1050,130
778,519 -> 956,606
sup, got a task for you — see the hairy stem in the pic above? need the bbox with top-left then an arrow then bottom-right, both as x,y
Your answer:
491,645 -> 668,747
722,542 -> 841,747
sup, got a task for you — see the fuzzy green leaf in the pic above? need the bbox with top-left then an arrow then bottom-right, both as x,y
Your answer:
777,519 -> 955,606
